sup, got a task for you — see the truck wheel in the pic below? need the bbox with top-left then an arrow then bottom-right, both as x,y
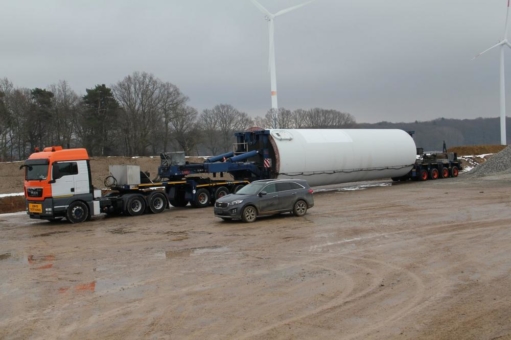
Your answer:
429,168 -> 439,180
191,188 -> 210,208
451,166 -> 459,177
441,168 -> 449,178
419,169 -> 428,181
293,200 -> 308,217
67,201 -> 89,224
125,195 -> 146,216
234,184 -> 245,193
215,186 -> 229,200
241,205 -> 257,223
148,192 -> 167,214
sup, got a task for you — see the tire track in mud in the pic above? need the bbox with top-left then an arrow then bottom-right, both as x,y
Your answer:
133,217 -> 510,338
237,256 -> 426,340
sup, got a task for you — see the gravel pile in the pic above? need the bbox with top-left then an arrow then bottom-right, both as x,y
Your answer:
463,145 -> 511,177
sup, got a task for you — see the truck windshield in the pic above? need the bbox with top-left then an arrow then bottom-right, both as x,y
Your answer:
26,164 -> 49,180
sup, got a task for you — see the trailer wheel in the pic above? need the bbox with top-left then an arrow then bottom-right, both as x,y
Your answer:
419,169 -> 428,181
451,166 -> 459,177
241,205 -> 257,223
430,168 -> 439,180
215,186 -> 229,200
441,168 -> 449,178
125,195 -> 146,216
293,200 -> 308,217
66,201 -> 89,224
234,184 -> 245,193
192,188 -> 210,208
148,192 -> 167,214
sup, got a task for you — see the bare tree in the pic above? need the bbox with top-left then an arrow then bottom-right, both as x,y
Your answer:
113,72 -> 165,156
170,105 -> 200,155
48,81 -> 80,149
159,82 -> 188,153
199,104 -> 253,154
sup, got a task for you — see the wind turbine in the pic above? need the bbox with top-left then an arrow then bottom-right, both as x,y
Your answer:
474,0 -> 511,145
249,0 -> 314,128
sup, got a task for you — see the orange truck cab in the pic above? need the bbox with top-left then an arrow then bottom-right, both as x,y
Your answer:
21,146 -> 99,223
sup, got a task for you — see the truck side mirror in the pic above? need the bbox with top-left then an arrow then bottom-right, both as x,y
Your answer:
52,163 -> 62,181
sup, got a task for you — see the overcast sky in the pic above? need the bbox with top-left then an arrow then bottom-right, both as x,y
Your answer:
0,0 -> 509,123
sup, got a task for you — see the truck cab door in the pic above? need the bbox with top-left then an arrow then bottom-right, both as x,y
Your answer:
51,161 -> 90,197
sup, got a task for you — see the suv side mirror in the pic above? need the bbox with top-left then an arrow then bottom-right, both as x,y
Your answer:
258,191 -> 267,197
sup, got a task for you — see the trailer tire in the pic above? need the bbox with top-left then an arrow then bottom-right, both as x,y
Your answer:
191,188 -> 210,208
125,195 -> 146,216
66,201 -> 89,224
441,167 -> 449,178
429,168 -> 439,180
293,200 -> 308,217
451,166 -> 459,177
241,205 -> 257,223
148,192 -> 167,214
419,169 -> 428,181
234,184 -> 245,193
215,186 -> 230,200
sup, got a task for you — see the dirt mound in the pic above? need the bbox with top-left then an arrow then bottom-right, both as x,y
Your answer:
448,145 -> 506,156
463,145 -> 511,177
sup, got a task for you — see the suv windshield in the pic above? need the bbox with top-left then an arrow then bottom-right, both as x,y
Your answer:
26,164 -> 48,180
236,182 -> 266,195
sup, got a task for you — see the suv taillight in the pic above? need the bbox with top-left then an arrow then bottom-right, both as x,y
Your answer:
308,189 -> 314,194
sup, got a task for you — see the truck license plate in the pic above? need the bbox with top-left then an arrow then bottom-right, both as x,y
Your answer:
29,203 -> 42,214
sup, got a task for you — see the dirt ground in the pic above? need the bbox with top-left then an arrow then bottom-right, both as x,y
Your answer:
1,174 -> 511,339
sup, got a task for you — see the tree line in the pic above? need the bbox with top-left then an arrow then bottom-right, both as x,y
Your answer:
0,72 -> 356,161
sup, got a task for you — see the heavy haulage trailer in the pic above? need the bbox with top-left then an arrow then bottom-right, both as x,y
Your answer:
21,129 -> 461,223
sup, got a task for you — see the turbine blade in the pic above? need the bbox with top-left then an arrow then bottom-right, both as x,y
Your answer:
250,0 -> 272,16
274,0 -> 315,17
473,41 -> 504,59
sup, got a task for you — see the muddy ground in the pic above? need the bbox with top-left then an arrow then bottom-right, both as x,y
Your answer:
1,174 -> 511,339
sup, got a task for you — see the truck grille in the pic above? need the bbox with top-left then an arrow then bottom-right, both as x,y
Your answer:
27,188 -> 43,197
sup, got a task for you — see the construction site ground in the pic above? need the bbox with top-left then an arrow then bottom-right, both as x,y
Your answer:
1,173 -> 511,339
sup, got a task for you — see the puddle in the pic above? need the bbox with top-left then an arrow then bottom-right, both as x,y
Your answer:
314,182 -> 391,193
33,231 -> 69,237
109,228 -> 135,234
0,253 -> 11,260
163,246 -> 228,259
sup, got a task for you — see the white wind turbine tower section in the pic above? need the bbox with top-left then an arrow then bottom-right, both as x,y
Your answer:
249,0 -> 315,128
474,0 -> 511,145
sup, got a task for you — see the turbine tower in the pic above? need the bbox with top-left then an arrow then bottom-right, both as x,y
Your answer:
250,0 -> 314,127
474,0 -> 511,145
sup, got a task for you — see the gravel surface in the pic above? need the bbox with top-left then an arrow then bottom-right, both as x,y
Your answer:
462,145 -> 511,177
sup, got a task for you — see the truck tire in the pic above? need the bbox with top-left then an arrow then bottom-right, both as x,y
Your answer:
67,201 -> 89,224
441,167 -> 449,178
234,184 -> 245,193
241,205 -> 257,223
125,195 -> 146,216
215,186 -> 229,200
419,169 -> 428,181
429,168 -> 439,180
293,200 -> 308,217
148,192 -> 167,214
451,166 -> 459,177
191,188 -> 210,208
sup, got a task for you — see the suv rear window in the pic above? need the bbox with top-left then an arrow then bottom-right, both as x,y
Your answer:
276,182 -> 304,192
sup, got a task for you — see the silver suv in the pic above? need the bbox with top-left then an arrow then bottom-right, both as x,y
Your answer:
214,179 -> 314,223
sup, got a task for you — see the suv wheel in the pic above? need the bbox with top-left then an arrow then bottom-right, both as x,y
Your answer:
241,206 -> 257,223
293,200 -> 308,217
